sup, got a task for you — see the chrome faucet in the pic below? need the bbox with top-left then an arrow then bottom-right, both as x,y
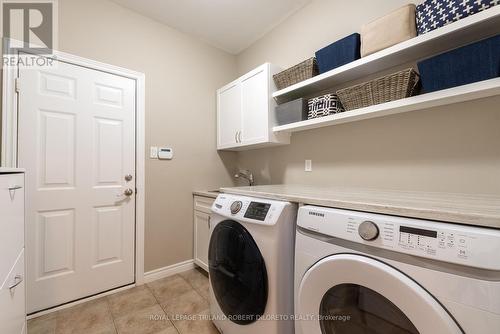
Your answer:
234,170 -> 254,186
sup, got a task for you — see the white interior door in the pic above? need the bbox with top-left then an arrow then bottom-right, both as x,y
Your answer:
18,57 -> 137,313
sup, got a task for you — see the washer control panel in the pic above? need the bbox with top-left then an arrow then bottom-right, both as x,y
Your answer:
244,202 -> 271,221
212,194 -> 289,226
298,205 -> 500,271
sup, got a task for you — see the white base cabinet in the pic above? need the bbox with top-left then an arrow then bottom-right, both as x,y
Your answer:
0,170 -> 26,334
193,195 -> 215,272
217,63 -> 290,150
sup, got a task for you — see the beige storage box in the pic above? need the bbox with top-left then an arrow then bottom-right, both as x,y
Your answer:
361,4 -> 417,57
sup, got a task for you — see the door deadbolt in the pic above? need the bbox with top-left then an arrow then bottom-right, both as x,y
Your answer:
125,174 -> 133,182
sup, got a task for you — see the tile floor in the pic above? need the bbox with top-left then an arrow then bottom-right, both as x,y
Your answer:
27,268 -> 220,334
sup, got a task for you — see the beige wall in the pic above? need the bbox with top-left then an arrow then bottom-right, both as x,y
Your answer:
235,0 -> 500,195
57,0 -> 237,271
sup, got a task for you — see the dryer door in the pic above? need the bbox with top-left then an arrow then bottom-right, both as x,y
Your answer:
208,220 -> 268,325
298,254 -> 463,334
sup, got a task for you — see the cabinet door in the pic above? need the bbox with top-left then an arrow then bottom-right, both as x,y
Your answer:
241,67 -> 269,144
0,173 -> 24,284
0,249 -> 26,334
194,211 -> 210,272
217,83 -> 241,148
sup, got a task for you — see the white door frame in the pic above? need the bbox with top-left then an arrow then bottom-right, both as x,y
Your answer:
1,44 -> 146,285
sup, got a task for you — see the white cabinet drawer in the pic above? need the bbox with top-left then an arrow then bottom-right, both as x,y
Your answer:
0,174 -> 25,284
194,196 -> 215,214
0,249 -> 26,334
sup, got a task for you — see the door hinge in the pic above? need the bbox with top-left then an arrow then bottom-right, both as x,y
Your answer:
15,78 -> 20,93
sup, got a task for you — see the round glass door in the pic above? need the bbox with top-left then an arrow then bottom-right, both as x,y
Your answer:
297,254 -> 462,334
208,220 -> 268,325
320,283 -> 418,334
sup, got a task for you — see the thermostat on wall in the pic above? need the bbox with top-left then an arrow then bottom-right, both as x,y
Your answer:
158,147 -> 173,160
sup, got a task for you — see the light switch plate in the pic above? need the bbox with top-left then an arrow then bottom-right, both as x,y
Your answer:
150,146 -> 158,159
305,160 -> 312,172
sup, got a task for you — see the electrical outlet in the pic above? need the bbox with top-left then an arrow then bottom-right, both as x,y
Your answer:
150,146 -> 158,159
305,160 -> 312,172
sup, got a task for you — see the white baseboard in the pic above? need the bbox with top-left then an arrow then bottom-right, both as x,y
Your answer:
143,259 -> 195,283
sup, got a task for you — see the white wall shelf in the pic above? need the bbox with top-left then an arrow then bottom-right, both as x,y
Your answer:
273,78 -> 500,133
272,6 -> 500,103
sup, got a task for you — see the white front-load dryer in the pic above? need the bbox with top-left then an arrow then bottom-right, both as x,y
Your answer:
208,193 -> 297,334
295,205 -> 500,334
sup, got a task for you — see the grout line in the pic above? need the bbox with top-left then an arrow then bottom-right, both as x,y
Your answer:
102,295 -> 119,334
145,282 -> 179,333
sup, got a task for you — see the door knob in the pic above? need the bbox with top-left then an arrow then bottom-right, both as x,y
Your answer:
124,188 -> 134,197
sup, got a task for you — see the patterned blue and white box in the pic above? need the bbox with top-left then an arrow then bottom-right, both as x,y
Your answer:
416,0 -> 499,35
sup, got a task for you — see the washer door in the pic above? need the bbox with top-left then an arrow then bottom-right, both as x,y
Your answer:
208,220 -> 268,325
298,254 -> 462,334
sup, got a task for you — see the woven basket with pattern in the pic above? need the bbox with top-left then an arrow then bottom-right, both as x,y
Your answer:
273,58 -> 319,90
336,68 -> 420,111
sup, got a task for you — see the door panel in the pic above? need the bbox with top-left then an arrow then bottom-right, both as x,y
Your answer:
241,69 -> 268,144
39,110 -> 75,188
218,83 -> 241,148
36,209 -> 75,279
19,58 -> 136,313
93,206 -> 124,267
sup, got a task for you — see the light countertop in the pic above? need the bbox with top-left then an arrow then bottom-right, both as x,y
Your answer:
193,190 -> 220,199
220,185 -> 500,229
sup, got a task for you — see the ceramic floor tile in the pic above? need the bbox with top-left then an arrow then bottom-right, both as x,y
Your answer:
155,328 -> 179,334
172,309 -> 219,334
27,313 -> 57,334
107,286 -> 157,318
179,269 -> 208,291
55,298 -> 115,334
114,304 -> 173,334
161,290 -> 208,320
193,280 -> 210,301
147,275 -> 193,304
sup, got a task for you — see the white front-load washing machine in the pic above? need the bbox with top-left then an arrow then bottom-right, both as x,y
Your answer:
295,205 -> 500,334
209,193 -> 297,334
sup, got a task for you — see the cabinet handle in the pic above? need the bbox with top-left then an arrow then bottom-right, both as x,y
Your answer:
235,131 -> 238,143
8,274 -> 23,290
208,216 -> 211,229
238,131 -> 242,143
8,185 -> 23,191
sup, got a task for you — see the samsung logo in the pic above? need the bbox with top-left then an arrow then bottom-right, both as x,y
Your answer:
308,211 -> 325,217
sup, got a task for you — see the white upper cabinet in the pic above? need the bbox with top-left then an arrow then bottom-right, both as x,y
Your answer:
217,63 -> 290,150
217,82 -> 241,148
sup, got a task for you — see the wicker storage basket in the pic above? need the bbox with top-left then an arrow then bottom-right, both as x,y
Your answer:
337,68 -> 420,111
273,58 -> 319,90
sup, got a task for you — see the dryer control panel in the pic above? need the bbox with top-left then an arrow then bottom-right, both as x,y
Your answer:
212,194 -> 290,226
298,206 -> 500,271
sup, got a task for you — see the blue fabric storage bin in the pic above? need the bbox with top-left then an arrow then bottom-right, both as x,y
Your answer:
416,0 -> 498,35
417,35 -> 500,93
315,33 -> 361,74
